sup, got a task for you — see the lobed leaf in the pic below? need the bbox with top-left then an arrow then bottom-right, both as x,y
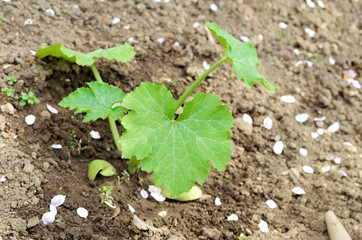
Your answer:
88,159 -> 117,181
59,82 -> 126,122
36,43 -> 135,66
120,82 -> 234,197
205,22 -> 277,92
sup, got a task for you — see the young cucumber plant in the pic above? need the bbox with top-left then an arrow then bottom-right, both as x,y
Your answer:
36,23 -> 276,200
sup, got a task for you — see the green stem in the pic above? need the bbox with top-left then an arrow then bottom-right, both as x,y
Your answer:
174,57 -> 226,113
128,156 -> 142,174
91,63 -> 122,152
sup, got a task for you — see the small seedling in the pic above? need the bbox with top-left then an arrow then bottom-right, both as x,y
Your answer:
6,76 -> 17,85
19,91 -> 40,106
66,130 -> 88,153
1,77 -> 17,99
37,23 -> 276,199
99,185 -> 114,205
0,14 -> 5,22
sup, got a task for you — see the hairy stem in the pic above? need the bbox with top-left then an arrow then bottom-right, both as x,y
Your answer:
174,57 -> 226,113
90,64 -> 103,84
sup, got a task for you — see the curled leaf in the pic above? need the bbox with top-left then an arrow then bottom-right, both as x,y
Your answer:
88,159 -> 117,181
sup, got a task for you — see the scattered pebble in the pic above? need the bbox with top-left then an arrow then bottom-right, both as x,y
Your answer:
343,142 -> 353,146
128,37 -> 138,44
158,210 -> 167,217
317,128 -> 324,135
51,144 -> 63,149
317,0 -> 326,8
299,148 -> 308,156
210,3 -> 218,12
273,141 -> 284,155
329,56 -> 335,65
203,61 -> 210,70
314,116 -> 326,121
3,0 -> 11,2
123,25 -> 130,30
280,95 -> 296,103
24,19 -> 33,25
334,158 -> 341,164
295,113 -> 309,123
112,17 -> 120,25
306,0 -> 316,8
339,170 -> 347,177
30,50 -> 36,55
45,8 -> 55,16
292,187 -> 306,195
327,122 -> 340,133
240,36 -> 250,42
90,130 -> 101,139
303,166 -> 314,174
242,113 -> 253,125
278,22 -> 288,29
258,220 -> 269,232
348,69 -> 357,79
51,195 -> 66,207
215,197 -> 222,206
25,115 -> 36,125
258,34 -> 263,41
263,117 -> 273,130
305,28 -> 315,37
140,189 -> 148,198
77,207 -> 88,218
193,22 -> 200,28
46,104 -> 58,114
127,204 -> 135,213
265,199 -> 277,209
0,175 -> 6,182
321,165 -> 331,173
148,185 -> 166,202
311,132 -> 319,139
156,38 -> 165,44
227,214 -> 238,221
42,211 -> 56,225
293,49 -> 301,55
351,80 -> 361,89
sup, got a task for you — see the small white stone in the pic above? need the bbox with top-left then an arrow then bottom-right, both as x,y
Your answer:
302,166 -> 314,174
51,144 -> 62,149
90,130 -> 101,139
278,22 -> 288,29
293,49 -> 301,55
45,8 -> 55,16
158,210 -> 167,217
295,113 -> 309,123
273,141 -> 284,155
329,57 -> 335,65
173,41 -> 180,47
258,34 -> 263,41
193,22 -> 200,28
321,165 -> 330,173
295,60 -> 304,67
150,192 -> 166,202
24,19 -> 33,25
51,195 -> 66,207
317,0 -> 325,8
25,115 -> 36,125
292,187 -> 306,195
227,214 -> 238,221
73,4 -> 80,10
265,199 -> 277,209
339,170 -> 347,177
156,38 -> 165,44
240,36 -> 250,42
305,28 -> 315,37
123,25 -> 130,30
127,204 -> 135,213
306,60 -> 313,67
140,189 -> 148,198
0,175 -> 6,182
128,37 -> 138,44
306,0 -> 316,8
203,61 -> 210,70
30,50 -> 36,56
258,220 -> 269,232
351,80 -> 361,89
311,132 -> 319,139
42,211 -> 56,225
317,128 -> 324,135
263,117 -> 273,130
243,113 -> 253,125
299,148 -> 308,156
148,185 -> 161,193
327,122 -> 340,133
210,3 -> 218,11
280,95 -> 296,103
343,142 -> 353,146
334,158 -> 341,164
46,104 -> 58,114
348,69 -> 357,79
3,0 -> 12,2
215,197 -> 222,206
314,116 -> 326,121
77,207 -> 88,218
112,17 -> 120,25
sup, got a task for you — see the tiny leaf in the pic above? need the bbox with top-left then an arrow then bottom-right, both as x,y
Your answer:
59,82 -> 126,122
88,159 -> 117,181
120,82 -> 234,197
36,43 -> 135,66
205,22 -> 276,92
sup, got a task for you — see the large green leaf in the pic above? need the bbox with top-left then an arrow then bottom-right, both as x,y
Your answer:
120,82 -> 234,197
36,43 -> 135,66
59,82 -> 126,122
205,22 -> 277,92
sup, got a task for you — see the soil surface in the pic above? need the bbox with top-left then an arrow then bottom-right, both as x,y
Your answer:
1,0 -> 361,239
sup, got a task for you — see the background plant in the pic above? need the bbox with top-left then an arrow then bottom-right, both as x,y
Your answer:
19,91 -> 40,106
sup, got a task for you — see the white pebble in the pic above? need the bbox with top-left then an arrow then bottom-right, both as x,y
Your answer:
24,19 -> 33,25
112,17 -> 120,25
77,207 -> 88,218
334,158 -> 341,164
295,113 -> 309,123
51,144 -> 63,149
299,148 -> 308,156
156,38 -> 165,44
3,0 -> 12,2
280,95 -> 296,103
305,28 -> 315,37
51,195 -> 66,207
293,49 -> 301,55
30,50 -> 36,56
46,104 -> 58,114
203,61 -> 210,70
317,0 -> 325,8
193,22 -> 200,28
173,41 -> 180,47
295,60 -> 304,67
258,34 -> 263,41
227,214 -> 238,221
327,122 -> 340,133
242,113 -> 253,125
158,210 -> 167,217
45,8 -> 55,16
306,0 -> 316,8
292,187 -> 306,195
343,142 -> 353,146
240,36 -> 250,42
317,128 -> 324,135
278,22 -> 288,29
90,130 -> 101,139
140,189 -> 148,198
311,132 -> 319,139
148,185 -> 161,193
263,117 -> 273,130
339,170 -> 347,177
42,211 -> 56,225
123,25 -> 130,30
314,116 -> 326,121
265,199 -> 277,209
127,204 -> 135,213
150,192 -> 166,202
128,37 -> 138,44
321,165 -> 330,173
215,197 -> 222,206
0,175 -> 6,182
210,3 -> 218,11
302,166 -> 314,174
273,141 -> 284,155
329,56 -> 335,65
25,115 -> 36,125
348,69 -> 357,79
258,220 -> 269,232
351,80 -> 361,89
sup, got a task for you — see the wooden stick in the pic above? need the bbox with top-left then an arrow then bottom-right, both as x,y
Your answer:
324,210 -> 352,240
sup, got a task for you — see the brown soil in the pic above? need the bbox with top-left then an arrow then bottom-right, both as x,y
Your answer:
0,0 -> 361,239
